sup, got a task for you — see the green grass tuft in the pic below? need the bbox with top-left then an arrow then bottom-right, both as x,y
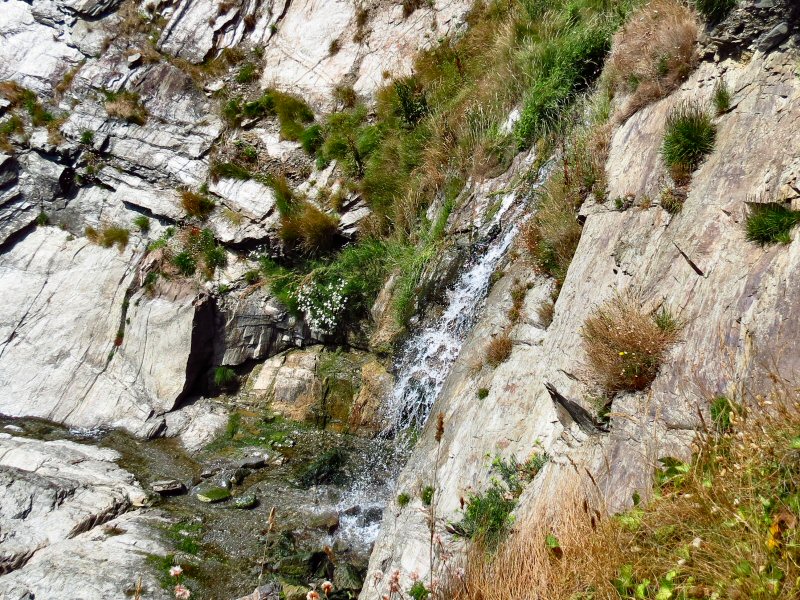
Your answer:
695,0 -> 736,24
745,203 -> 800,246
661,101 -> 716,174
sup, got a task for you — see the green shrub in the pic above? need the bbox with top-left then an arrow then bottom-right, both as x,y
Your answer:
280,203 -> 340,256
421,485 -> 434,506
661,101 -> 716,175
408,581 -> 430,600
35,211 -> 49,226
477,387 -> 489,399
695,0 -> 736,23
214,365 -> 237,388
397,492 -> 411,508
460,483 -> 516,546
300,124 -> 323,154
745,203 -> 800,245
92,225 -> 129,250
235,62 -> 258,84
80,130 -> 95,145
133,215 -> 150,233
173,251 -> 196,276
712,79 -> 731,114
244,269 -> 261,285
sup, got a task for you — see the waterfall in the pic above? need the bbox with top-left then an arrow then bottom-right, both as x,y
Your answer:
383,190 -> 527,435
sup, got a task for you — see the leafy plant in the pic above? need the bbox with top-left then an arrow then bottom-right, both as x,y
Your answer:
408,581 -> 430,600
710,395 -> 734,432
397,492 -> 411,508
235,62 -> 258,84
421,485 -> 435,506
478,387 -> 489,399
173,251 -> 196,276
80,130 -> 95,145
745,203 -> 800,245
133,215 -> 150,233
35,211 -> 49,226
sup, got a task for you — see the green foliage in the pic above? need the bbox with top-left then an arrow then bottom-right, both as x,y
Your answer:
397,492 -> 411,508
80,130 -> 95,145
173,251 -> 196,276
745,203 -> 800,245
223,89 -> 314,140
244,269 -> 261,285
710,395 -> 734,432
653,306 -> 680,334
713,79 -> 731,114
695,0 -> 736,24
478,387 -> 489,399
299,124 -> 323,154
95,225 -> 130,250
655,457 -> 690,490
408,581 -> 430,600
214,365 -> 236,388
133,215 -> 150,233
35,211 -> 49,226
421,485 -> 434,506
210,160 -> 252,181
235,62 -> 258,83
515,14 -> 616,146
394,78 -> 428,126
661,101 -> 716,173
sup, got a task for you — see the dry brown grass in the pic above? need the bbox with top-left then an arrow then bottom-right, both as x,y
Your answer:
486,334 -> 513,367
105,91 -> 148,125
180,189 -> 215,219
606,0 -> 698,121
85,224 -> 130,250
280,203 -> 340,255
582,294 -> 679,394
445,393 -> 800,600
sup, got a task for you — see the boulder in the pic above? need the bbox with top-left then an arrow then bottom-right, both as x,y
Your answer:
252,347 -> 323,421
151,479 -> 186,495
348,360 -> 392,436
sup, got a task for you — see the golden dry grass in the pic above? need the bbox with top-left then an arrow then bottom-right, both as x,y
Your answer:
105,92 -> 148,125
582,294 -> 679,394
606,0 -> 698,121
486,334 -> 513,367
450,394 -> 800,599
280,203 -> 340,255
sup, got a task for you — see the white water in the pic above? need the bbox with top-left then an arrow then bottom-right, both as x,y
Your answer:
384,190 -> 526,435
334,181 -> 534,550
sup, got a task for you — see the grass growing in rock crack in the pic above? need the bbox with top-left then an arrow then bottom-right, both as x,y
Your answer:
696,0 -> 737,24
661,100 -> 716,179
582,294 -> 680,394
745,203 -> 800,245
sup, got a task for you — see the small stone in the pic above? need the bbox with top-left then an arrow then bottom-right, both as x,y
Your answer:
3,424 -> 24,433
205,80 -> 225,92
196,485 -> 232,503
308,510 -> 339,533
233,494 -> 257,509
236,454 -> 267,470
151,479 -> 186,495
127,53 -> 142,67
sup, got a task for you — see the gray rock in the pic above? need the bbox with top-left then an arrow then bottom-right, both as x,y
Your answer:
758,22 -> 789,51
195,484 -> 232,503
233,494 -> 258,509
151,479 -> 186,495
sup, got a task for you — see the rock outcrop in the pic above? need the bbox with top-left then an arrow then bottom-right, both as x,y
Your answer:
0,433 -> 169,598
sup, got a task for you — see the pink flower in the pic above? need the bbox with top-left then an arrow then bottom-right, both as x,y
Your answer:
389,569 -> 401,593
306,591 -> 320,600
174,584 -> 191,600
410,571 -> 419,582
321,581 -> 333,595
169,565 -> 183,578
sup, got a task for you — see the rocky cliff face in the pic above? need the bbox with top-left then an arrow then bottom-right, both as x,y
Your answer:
360,6 -> 800,597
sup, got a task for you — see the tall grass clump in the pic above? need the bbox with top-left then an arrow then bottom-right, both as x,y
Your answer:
696,0 -> 736,24
712,79 -> 731,114
444,391 -> 800,600
661,100 -> 716,179
280,203 -> 341,256
745,203 -> 800,246
103,90 -> 148,125
607,0 -> 698,121
582,295 -> 679,394
180,189 -> 215,219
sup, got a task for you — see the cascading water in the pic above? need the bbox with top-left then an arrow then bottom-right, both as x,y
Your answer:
331,178 -> 537,550
384,190 -> 527,435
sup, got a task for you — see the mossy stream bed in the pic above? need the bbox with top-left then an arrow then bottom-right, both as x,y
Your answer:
1,412 -> 402,599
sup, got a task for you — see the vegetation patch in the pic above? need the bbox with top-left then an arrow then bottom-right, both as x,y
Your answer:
696,0 -> 736,24
180,189 -> 215,219
448,394 -> 800,600
85,224 -> 130,250
103,90 -> 148,125
582,295 -> 680,394
712,79 -> 731,114
745,203 -> 800,245
661,100 -> 716,180
223,88 -> 314,140
486,334 -> 513,368
606,0 -> 698,121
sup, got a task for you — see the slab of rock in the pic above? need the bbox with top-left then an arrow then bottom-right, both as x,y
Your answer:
252,347 -> 323,420
151,479 -> 186,495
0,228 -> 210,436
0,433 -> 149,574
196,484 -> 232,503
